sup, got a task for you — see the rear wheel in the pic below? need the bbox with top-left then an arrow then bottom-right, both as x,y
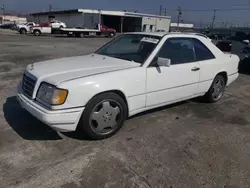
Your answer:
80,93 -> 127,140
79,33 -> 85,38
203,75 -> 226,103
75,33 -> 85,38
34,30 -> 41,36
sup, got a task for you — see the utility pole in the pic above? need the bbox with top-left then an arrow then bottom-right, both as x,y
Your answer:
49,4 -> 52,12
177,6 -> 182,27
1,4 -> 4,24
224,21 -> 228,28
159,5 -> 163,15
211,9 -> 216,29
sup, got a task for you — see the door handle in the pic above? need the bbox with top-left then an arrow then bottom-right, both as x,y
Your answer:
191,67 -> 200,71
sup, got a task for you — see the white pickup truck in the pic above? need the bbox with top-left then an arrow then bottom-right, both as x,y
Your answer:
17,22 -> 37,34
30,21 -> 67,36
17,32 -> 239,139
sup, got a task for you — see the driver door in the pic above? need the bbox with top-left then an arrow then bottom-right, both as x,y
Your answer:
42,23 -> 51,33
146,38 -> 200,107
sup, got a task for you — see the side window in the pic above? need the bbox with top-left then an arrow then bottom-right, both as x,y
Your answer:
191,38 -> 215,61
158,38 -> 195,65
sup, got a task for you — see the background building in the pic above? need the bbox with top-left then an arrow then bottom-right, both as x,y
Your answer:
0,15 -> 27,24
30,9 -> 171,32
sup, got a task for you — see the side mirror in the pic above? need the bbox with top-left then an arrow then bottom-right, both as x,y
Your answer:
157,57 -> 171,67
243,39 -> 250,44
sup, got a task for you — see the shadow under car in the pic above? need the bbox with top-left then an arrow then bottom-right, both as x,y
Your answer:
3,96 -> 62,140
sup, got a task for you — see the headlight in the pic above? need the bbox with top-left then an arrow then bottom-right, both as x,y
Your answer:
36,83 -> 68,105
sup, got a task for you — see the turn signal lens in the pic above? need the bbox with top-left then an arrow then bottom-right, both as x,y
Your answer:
52,89 -> 68,105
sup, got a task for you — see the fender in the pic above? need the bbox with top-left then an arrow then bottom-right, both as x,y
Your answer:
55,67 -> 147,112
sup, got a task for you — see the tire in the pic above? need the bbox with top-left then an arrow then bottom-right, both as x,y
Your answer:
109,32 -> 115,38
79,33 -> 85,38
79,92 -> 127,140
75,33 -> 81,38
34,30 -> 41,36
67,33 -> 72,37
20,28 -> 27,34
203,75 -> 226,103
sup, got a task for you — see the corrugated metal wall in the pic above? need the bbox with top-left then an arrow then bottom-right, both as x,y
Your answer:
32,13 -> 85,28
83,13 -> 101,29
142,17 -> 171,32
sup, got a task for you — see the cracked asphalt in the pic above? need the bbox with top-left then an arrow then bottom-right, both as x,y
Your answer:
0,30 -> 250,188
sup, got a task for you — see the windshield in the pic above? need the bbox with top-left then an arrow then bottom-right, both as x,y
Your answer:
96,34 -> 161,64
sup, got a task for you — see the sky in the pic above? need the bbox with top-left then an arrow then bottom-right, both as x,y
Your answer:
1,0 -> 250,26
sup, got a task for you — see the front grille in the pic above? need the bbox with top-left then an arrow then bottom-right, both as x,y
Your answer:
22,73 -> 37,98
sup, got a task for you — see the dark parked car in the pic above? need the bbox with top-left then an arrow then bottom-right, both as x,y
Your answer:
208,33 -> 225,40
0,23 -> 17,30
216,40 -> 232,52
228,31 -> 248,41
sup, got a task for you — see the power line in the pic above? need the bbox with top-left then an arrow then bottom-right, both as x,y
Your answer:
178,7 -> 250,12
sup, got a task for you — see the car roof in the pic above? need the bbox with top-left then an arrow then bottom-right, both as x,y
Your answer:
125,32 -> 209,39
126,32 -> 167,37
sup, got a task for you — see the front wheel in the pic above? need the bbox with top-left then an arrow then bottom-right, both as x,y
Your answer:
203,75 -> 226,103
109,32 -> 115,38
79,93 -> 127,140
20,28 -> 27,34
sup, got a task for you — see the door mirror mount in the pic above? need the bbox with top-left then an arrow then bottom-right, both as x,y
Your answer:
157,57 -> 171,67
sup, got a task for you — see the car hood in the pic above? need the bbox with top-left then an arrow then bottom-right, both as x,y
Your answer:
16,24 -> 24,28
26,54 -> 140,85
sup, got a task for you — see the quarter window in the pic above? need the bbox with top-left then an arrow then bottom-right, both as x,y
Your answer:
191,38 -> 215,61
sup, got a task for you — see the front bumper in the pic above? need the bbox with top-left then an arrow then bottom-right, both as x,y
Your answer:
17,85 -> 84,132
